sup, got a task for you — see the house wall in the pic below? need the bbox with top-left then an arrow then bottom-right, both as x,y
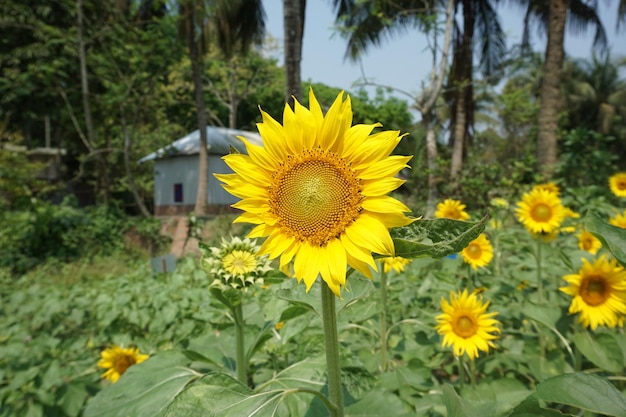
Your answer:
153,154 -> 240,216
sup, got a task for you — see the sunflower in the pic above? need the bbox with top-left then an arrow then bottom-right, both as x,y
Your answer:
461,233 -> 494,270
515,188 -> 566,234
200,236 -> 272,290
435,289 -> 501,360
98,345 -> 149,383
609,172 -> 626,198
609,210 -> 626,229
215,89 -> 414,296
380,256 -> 411,273
577,230 -> 602,255
560,256 -> 626,330
533,182 -> 560,196
490,197 -> 509,209
435,199 -> 470,220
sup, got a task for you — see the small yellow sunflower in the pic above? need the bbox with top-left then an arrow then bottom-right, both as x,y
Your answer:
435,199 -> 470,220
560,256 -> 626,330
435,289 -> 501,360
461,233 -> 494,270
609,172 -> 626,198
533,182 -> 560,196
490,197 -> 509,209
609,210 -> 626,229
200,237 -> 272,290
98,345 -> 149,383
577,230 -> 602,255
380,256 -> 411,273
515,188 -> 566,234
216,89 -> 414,296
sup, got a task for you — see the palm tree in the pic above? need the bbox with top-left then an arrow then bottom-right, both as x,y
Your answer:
512,0 -> 607,178
333,0 -> 455,216
284,0 -> 306,107
448,0 -> 505,179
562,53 -> 626,136
178,0 -> 265,215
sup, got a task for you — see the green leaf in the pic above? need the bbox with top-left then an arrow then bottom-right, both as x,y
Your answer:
536,372 -> 626,417
571,331 -> 624,373
163,373 -> 285,417
59,382 -> 88,417
441,384 -> 493,417
344,388 -> 412,417
508,393 -> 568,417
392,214 -> 489,259
586,212 -> 626,267
83,351 -> 202,417
522,302 -> 560,328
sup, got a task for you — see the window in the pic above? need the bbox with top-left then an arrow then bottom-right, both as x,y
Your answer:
174,183 -> 183,203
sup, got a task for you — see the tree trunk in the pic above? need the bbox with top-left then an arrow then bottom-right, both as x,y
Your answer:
450,0 -> 474,180
187,0 -> 209,216
77,0 -> 110,204
284,0 -> 305,107
121,110 -> 151,218
537,0 -> 567,178
423,111 -> 439,218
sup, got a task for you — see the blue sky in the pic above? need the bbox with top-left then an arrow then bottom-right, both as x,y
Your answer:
263,0 -> 626,99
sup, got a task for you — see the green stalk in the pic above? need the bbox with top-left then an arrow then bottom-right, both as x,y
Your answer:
458,355 -> 465,390
536,238 -> 544,303
233,303 -> 247,385
321,281 -> 344,417
379,267 -> 388,373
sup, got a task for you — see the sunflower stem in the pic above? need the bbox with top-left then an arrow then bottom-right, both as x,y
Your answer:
469,358 -> 477,386
379,266 -> 389,373
536,238 -> 544,303
458,355 -> 465,390
321,280 -> 344,417
233,303 -> 247,385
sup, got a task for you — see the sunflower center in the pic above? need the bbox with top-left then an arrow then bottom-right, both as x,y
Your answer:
269,149 -> 361,246
223,250 -> 257,275
466,243 -> 482,259
582,237 -> 593,251
453,314 -> 477,338
618,180 -> 626,191
531,203 -> 552,222
114,355 -> 135,375
581,275 -> 609,306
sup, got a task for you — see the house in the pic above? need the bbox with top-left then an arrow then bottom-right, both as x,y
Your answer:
139,126 -> 263,216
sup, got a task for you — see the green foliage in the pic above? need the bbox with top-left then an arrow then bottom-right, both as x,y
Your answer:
0,199 -> 129,274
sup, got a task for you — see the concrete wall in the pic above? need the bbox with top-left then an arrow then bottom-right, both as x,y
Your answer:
152,154 -> 240,215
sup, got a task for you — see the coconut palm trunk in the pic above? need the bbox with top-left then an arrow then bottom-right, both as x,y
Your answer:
536,0 -> 567,178
284,0 -> 305,107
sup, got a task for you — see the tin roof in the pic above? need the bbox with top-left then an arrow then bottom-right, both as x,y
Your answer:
138,126 -> 263,163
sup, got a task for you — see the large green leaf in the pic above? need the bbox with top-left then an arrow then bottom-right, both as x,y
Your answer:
586,212 -> 626,267
572,331 -> 624,373
441,384 -> 494,417
343,388 -> 412,417
83,351 -> 202,417
536,372 -> 626,417
508,393 -> 570,417
392,214 -> 489,259
522,302 -> 561,328
163,373 -> 286,417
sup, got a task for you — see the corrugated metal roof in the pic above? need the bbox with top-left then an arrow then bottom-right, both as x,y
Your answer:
139,126 -> 263,163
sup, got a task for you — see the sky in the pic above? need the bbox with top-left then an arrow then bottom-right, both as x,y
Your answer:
262,0 -> 626,102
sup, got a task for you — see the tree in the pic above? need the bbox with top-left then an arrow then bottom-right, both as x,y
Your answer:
334,0 -> 455,216
448,0 -> 505,180
513,0 -> 607,178
177,0 -> 265,215
283,0 -> 306,107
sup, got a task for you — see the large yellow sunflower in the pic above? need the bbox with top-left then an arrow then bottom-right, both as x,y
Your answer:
609,210 -> 626,229
577,230 -> 602,255
609,172 -> 626,198
435,199 -> 470,220
215,90 -> 414,296
435,289 -> 501,360
461,233 -> 494,270
97,345 -> 149,383
533,182 -> 560,196
515,188 -> 566,234
560,256 -> 626,330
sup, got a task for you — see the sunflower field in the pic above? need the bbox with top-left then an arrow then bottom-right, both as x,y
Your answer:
1,189 -> 626,417
2,92 -> 626,417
